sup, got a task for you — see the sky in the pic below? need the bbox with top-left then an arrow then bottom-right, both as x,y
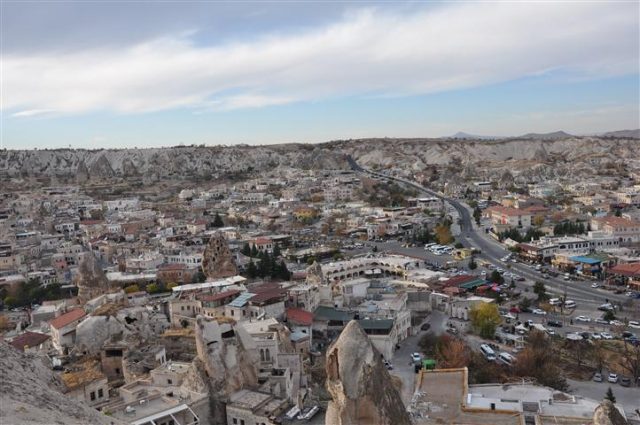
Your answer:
1,1 -> 639,149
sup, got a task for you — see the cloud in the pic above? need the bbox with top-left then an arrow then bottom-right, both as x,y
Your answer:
11,109 -> 56,117
3,2 -> 638,116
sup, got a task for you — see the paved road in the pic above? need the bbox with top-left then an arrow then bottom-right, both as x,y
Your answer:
350,162 -> 629,310
567,378 -> 640,418
389,311 -> 448,405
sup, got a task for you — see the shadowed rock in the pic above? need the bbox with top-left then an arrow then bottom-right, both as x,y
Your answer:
325,320 -> 411,425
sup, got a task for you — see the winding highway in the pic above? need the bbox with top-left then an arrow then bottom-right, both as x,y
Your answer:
347,156 -> 628,309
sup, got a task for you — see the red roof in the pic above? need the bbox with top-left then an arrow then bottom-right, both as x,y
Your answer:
609,263 -> 640,277
254,237 -> 272,245
593,216 -> 640,227
442,275 -> 477,287
49,308 -> 86,330
486,206 -> 531,217
286,308 -> 313,326
198,289 -> 242,303
9,331 -> 50,351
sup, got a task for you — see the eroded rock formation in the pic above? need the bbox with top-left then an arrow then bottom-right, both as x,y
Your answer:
192,316 -> 258,424
325,320 -> 411,425
305,261 -> 326,286
593,399 -> 629,425
201,232 -> 238,279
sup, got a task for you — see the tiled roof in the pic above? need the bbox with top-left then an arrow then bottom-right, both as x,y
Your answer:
9,331 -> 50,351
286,308 -> 313,326
198,289 -> 242,303
49,308 -> 86,330
609,263 -> 640,277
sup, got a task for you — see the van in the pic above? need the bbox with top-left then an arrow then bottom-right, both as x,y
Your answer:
498,352 -> 515,365
480,344 -> 496,361
563,300 -> 576,309
549,298 -> 561,306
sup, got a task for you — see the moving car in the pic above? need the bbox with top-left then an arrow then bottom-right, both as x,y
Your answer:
591,283 -> 600,289
547,320 -> 563,328
575,315 -> 591,323
532,308 -> 547,315
563,300 -> 577,309
411,353 -> 422,363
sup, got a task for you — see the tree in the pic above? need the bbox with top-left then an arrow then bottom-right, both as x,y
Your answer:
468,256 -> 478,270
533,281 -> 548,301
124,284 -> 140,294
518,297 -> 532,311
435,223 -> 454,245
212,212 -> 224,228
250,244 -> 258,257
435,335 -> 470,369
532,215 -> 545,227
241,243 -> 251,256
603,310 -> 616,322
470,303 -> 501,339
146,283 -> 160,294
605,387 -> 616,403
272,244 -> 282,258
489,270 -> 504,284
473,207 -> 482,225
246,260 -> 257,279
513,330 -> 568,391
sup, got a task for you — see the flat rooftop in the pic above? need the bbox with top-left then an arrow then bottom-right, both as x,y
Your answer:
412,369 -> 521,425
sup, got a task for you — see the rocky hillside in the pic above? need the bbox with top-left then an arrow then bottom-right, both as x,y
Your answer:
0,342 -> 120,425
0,144 -> 348,181
1,135 -> 638,183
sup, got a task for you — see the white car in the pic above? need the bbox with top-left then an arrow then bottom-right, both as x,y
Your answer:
591,283 -> 600,289
629,321 -> 640,329
532,308 -> 547,316
411,353 -> 422,363
591,333 -> 602,340
575,316 -> 591,323
600,332 -> 614,340
610,320 -> 624,327
608,373 -> 619,383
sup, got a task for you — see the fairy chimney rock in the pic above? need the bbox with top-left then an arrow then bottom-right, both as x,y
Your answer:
325,320 -> 411,425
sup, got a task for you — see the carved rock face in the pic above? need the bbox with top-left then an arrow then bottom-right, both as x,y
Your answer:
305,261 -> 325,286
325,320 -> 411,425
201,232 -> 238,279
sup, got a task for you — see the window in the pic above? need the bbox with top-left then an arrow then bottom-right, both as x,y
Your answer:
233,419 -> 238,425
115,368 -> 120,375
167,379 -> 173,385
241,421 -> 245,425
98,388 -> 103,398
90,391 -> 96,401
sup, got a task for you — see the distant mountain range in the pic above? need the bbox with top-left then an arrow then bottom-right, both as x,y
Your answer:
448,129 -> 639,140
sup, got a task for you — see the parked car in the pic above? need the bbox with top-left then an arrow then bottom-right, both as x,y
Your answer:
620,376 -> 631,387
595,318 -> 609,325
509,306 -> 521,314
547,320 -> 563,328
591,333 -> 602,340
608,373 -> 619,383
420,323 -> 431,331
601,332 -> 614,340
532,308 -> 547,316
598,303 -> 615,311
591,283 -> 600,289
575,315 -> 591,323
593,373 -> 603,382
